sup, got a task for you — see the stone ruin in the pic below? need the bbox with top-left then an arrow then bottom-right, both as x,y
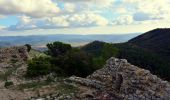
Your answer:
68,57 -> 170,100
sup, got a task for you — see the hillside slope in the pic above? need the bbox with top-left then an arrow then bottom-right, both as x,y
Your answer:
128,28 -> 170,59
82,41 -> 170,80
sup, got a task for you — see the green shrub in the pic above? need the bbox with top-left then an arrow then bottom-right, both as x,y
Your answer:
25,44 -> 32,52
11,59 -> 18,63
5,81 -> 14,88
17,82 -> 49,90
46,76 -> 54,83
26,56 -> 52,77
61,50 -> 95,77
26,41 -> 98,78
46,41 -> 72,57
26,50 -> 96,78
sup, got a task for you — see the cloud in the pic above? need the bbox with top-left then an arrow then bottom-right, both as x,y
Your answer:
8,16 -> 36,30
7,13 -> 109,30
1,0 -> 170,33
0,25 -> 6,30
63,3 -> 76,13
123,0 -> 170,21
68,13 -> 109,27
59,0 -> 115,7
113,15 -> 134,25
133,12 -> 150,21
115,7 -> 127,14
0,0 -> 60,17
0,15 -> 5,19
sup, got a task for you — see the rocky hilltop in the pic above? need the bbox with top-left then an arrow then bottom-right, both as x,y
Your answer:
0,46 -> 29,87
0,46 -> 28,69
68,57 -> 170,100
0,46 -> 170,100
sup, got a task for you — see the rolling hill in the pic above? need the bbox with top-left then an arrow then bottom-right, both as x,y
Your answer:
129,28 -> 170,60
81,29 -> 170,80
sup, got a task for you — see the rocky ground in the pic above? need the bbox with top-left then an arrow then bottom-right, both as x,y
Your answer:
0,46 -> 170,100
67,57 -> 170,100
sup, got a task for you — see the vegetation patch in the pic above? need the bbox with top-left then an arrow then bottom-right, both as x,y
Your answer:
17,81 -> 50,90
26,41 -> 97,78
55,83 -> 78,95
0,66 -> 19,80
4,81 -> 14,88
11,59 -> 18,63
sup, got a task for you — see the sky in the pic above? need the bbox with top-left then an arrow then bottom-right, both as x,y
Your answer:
0,0 -> 170,36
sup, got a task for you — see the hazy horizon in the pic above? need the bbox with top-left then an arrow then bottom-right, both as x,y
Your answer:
0,33 -> 140,47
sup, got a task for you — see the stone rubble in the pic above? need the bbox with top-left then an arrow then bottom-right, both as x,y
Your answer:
0,46 -> 28,69
0,46 -> 29,87
68,57 -> 170,100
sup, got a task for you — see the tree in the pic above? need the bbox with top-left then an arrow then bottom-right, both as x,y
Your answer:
101,43 -> 119,59
46,41 -> 72,57
25,44 -> 32,52
62,50 -> 95,77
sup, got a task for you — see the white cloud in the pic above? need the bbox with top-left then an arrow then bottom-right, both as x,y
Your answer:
0,25 -> 6,30
0,0 -> 60,17
0,15 -> 5,19
90,0 -> 115,7
59,0 -> 115,7
115,7 -> 127,14
49,16 -> 70,27
7,13 -> 109,30
123,0 -> 170,21
1,0 -> 170,34
64,3 -> 76,13
113,15 -> 134,25
69,13 -> 109,26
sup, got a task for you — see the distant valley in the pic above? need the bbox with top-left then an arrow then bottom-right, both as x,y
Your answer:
0,33 -> 140,48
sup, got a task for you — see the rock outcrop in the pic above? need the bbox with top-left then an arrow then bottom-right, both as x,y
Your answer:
0,46 -> 29,87
0,46 -> 28,68
68,57 -> 170,100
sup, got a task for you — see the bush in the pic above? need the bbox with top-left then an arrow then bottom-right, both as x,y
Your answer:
26,50 -> 96,78
46,41 -> 72,57
5,81 -> 14,88
61,50 -> 95,77
26,56 -> 52,77
26,41 -> 97,78
25,44 -> 32,52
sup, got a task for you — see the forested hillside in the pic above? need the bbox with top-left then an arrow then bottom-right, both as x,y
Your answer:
81,41 -> 170,80
129,28 -> 170,60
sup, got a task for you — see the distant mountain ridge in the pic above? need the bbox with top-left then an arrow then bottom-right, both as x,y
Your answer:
129,28 -> 170,60
0,33 -> 140,47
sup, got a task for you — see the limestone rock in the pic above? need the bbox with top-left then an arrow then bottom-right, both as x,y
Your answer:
68,57 -> 170,100
0,46 -> 29,86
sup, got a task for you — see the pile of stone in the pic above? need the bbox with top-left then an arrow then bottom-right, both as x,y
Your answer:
0,46 -> 29,87
0,46 -> 28,68
68,57 -> 170,100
